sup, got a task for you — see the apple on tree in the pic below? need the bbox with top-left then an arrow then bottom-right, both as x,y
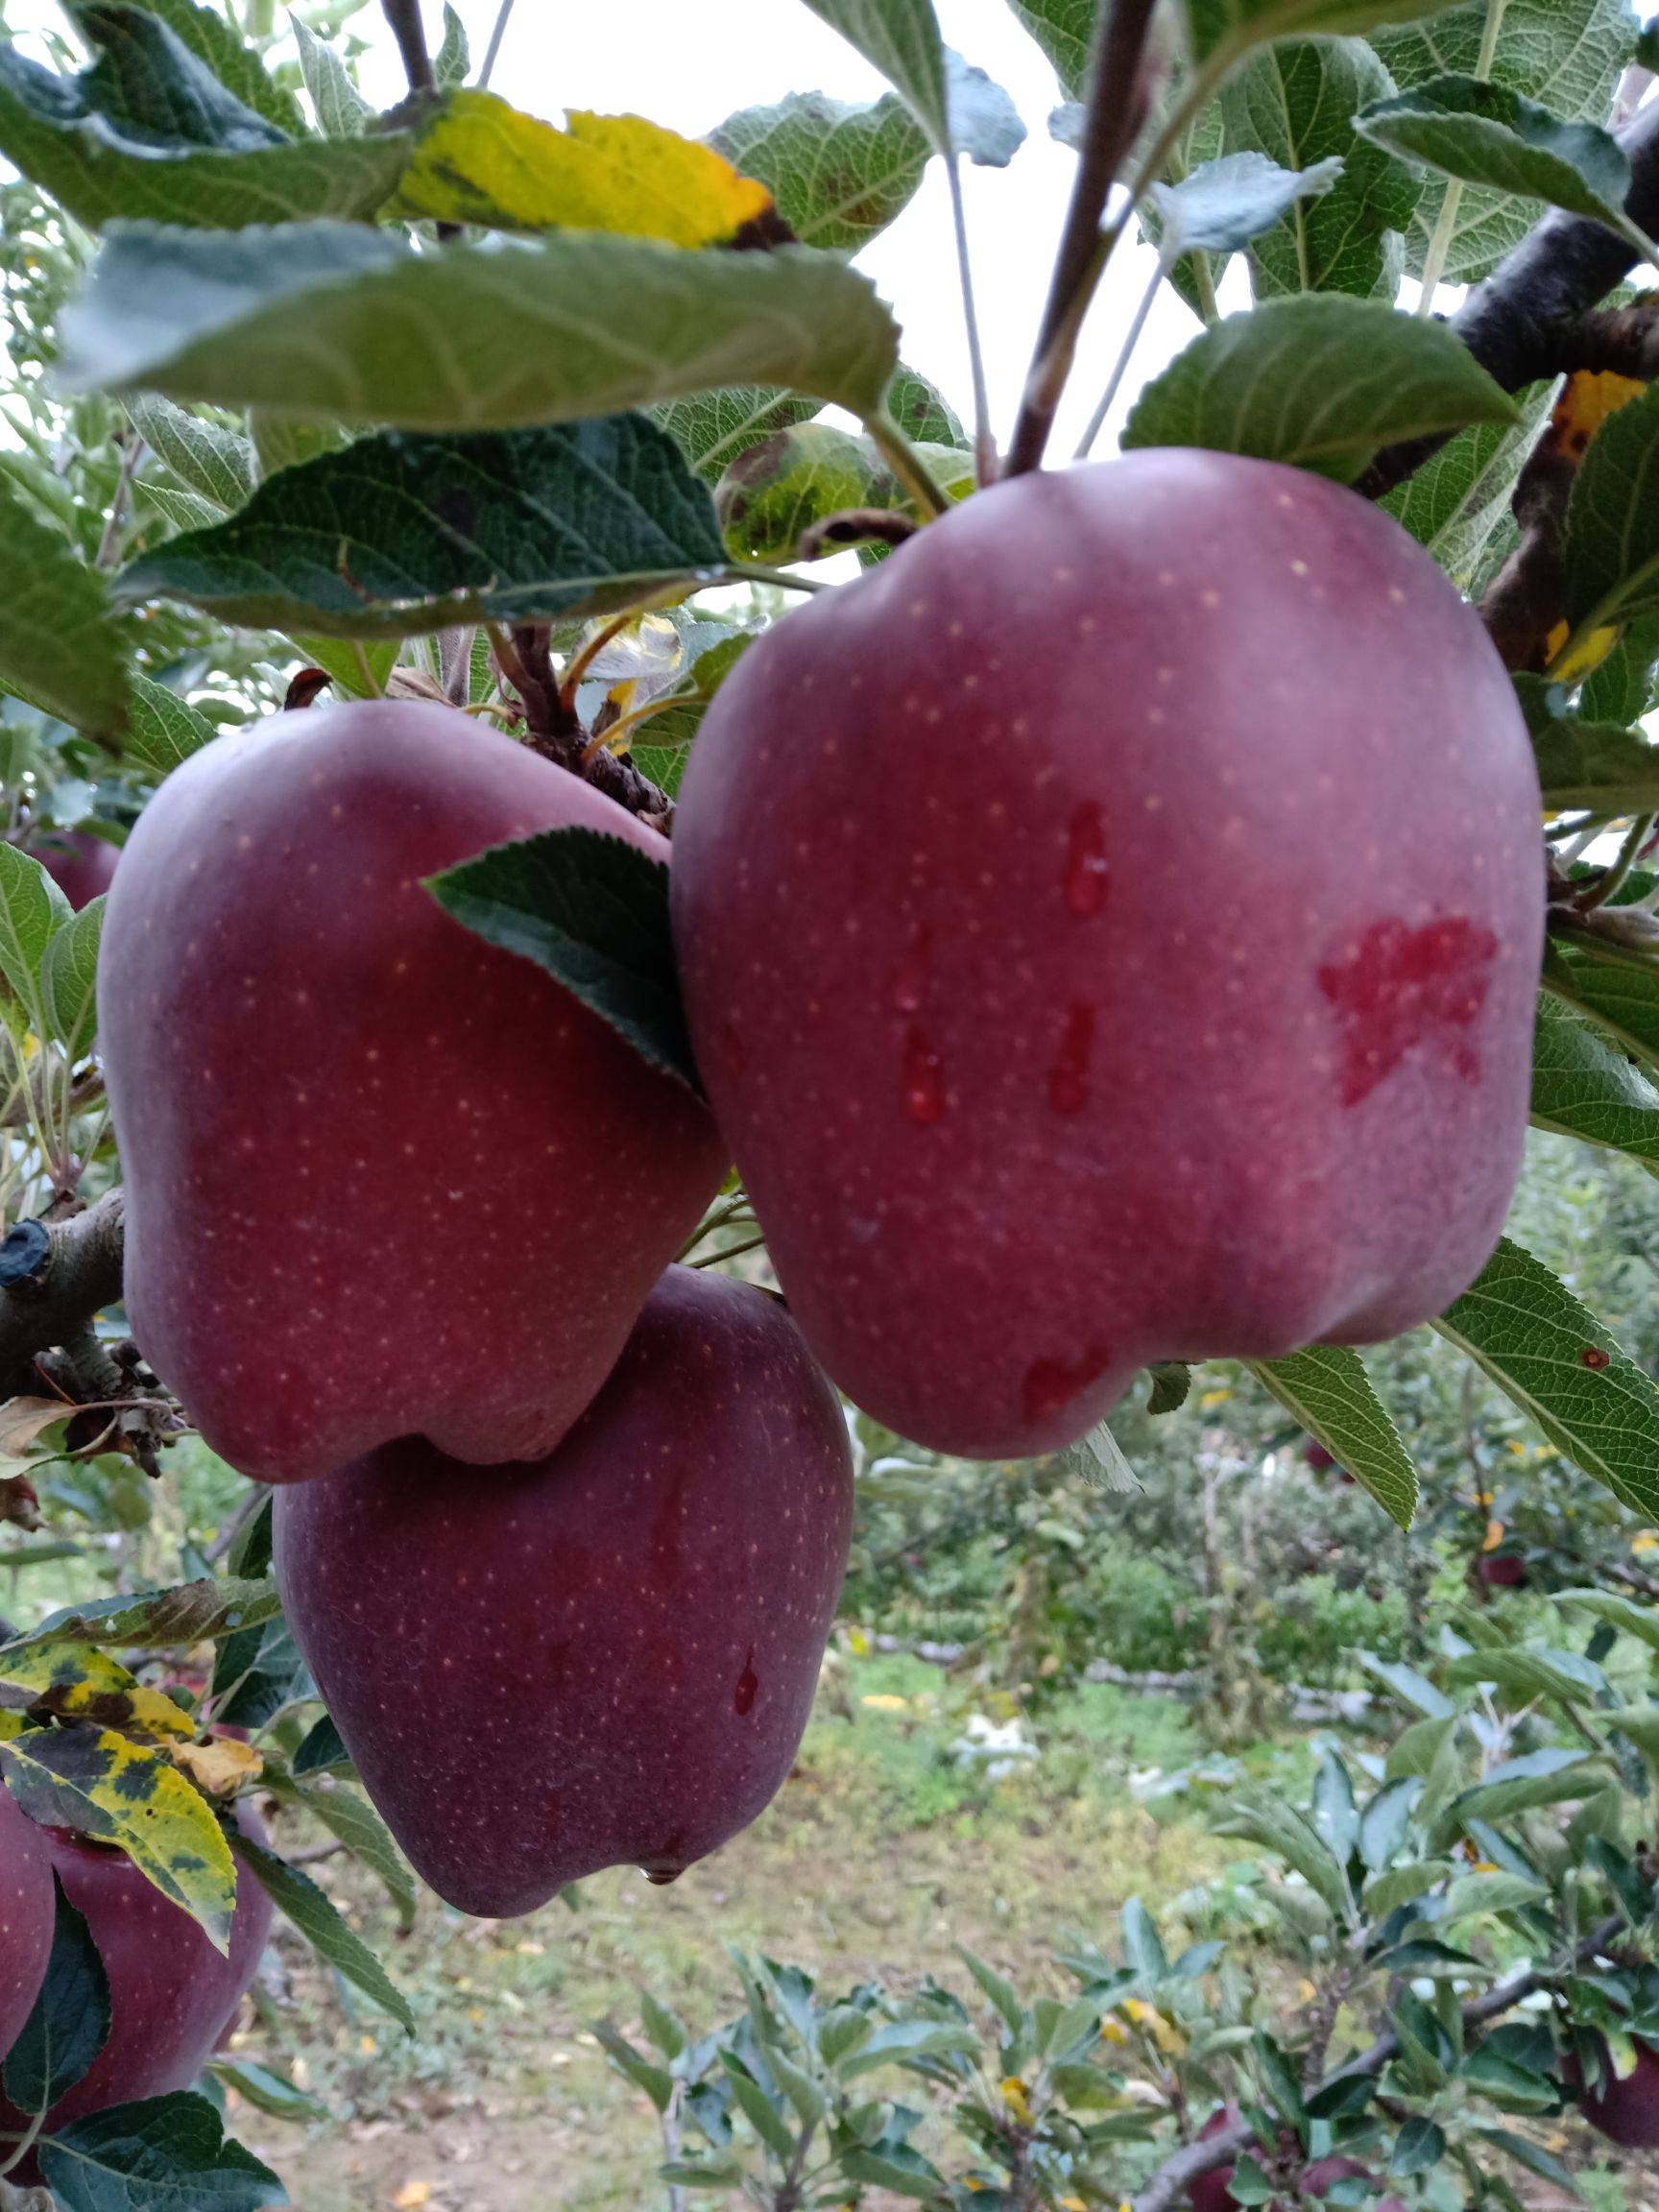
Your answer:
274,1264 -> 854,1917
33,830 -> 118,912
0,1782 -> 51,2063
98,700 -> 728,1486
673,450 -> 1543,1459
0,1800 -> 274,2177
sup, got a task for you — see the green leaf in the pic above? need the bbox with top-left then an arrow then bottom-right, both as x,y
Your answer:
1121,295 -> 1517,482
117,418 -> 727,640
656,388 -> 822,485
0,475 -> 129,741
290,13 -> 370,136
1441,1869 -> 1550,1924
1374,0 -> 1636,285
287,1778 -> 414,1928
716,422 -> 973,564
840,2018 -> 981,2078
1248,1346 -> 1417,1529
1555,1586 -> 1659,1656
1390,2115 -> 1447,2176
1363,1858 -> 1452,1917
1145,1361 -> 1192,1415
0,843 -> 72,1032
884,363 -> 967,448
127,395 -> 253,512
1003,0 -> 1094,97
1473,2126 -> 1585,2196
1531,993 -> 1659,1175
592,2021 -> 674,2113
291,1711 -> 352,1777
248,408 -> 349,480
1436,1749 -> 1612,1842
1355,76 -> 1645,253
60,225 -> 902,433
1120,1896 -> 1169,1981
1216,1790 -> 1350,1917
2,1874 -> 111,2119
1522,683 -> 1659,814
0,5 -> 407,230
1218,40 -> 1420,301
427,826 -> 696,1092
1382,387 -> 1552,593
1583,613 -> 1659,721
1564,378 -> 1659,635
1148,148 -> 1348,264
434,3 -> 469,88
41,896 -> 104,1063
0,1575 -> 281,1654
944,48 -> 1026,168
137,479 -> 225,536
228,1828 -> 412,2031
709,91 -> 930,252
800,0 -> 950,151
287,636 -> 397,702
206,2056 -> 327,2123
1433,1236 -> 1659,1519
957,1946 -> 1023,2034
0,1731 -> 237,1950
1357,1776 -> 1421,1871
127,671 -> 217,778
125,0 -> 304,134
1185,0 -> 1453,71
724,2060 -> 798,2160
38,2088 -> 288,2211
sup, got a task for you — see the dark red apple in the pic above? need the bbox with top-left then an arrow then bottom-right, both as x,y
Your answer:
1477,1552 -> 1527,1589
274,1265 -> 854,1916
34,830 -> 118,911
0,1802 -> 273,2168
1304,1439 -> 1335,1471
671,452 -> 1542,1458
99,701 -> 727,1484
1190,2111 -> 1404,2211
1575,2037 -> 1659,2146
0,1782 -> 52,2063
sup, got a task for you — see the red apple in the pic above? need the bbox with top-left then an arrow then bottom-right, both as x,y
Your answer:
34,830 -> 118,911
1190,2112 -> 1404,2211
1304,1440 -> 1335,1471
99,701 -> 727,1484
274,1265 -> 854,1916
1477,1552 -> 1527,1590
671,452 -> 1541,1458
0,1802 -> 273,2169
0,1782 -> 52,2064
1575,2036 -> 1659,2147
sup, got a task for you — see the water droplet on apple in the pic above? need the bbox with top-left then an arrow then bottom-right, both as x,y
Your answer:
733,1648 -> 758,1716
1064,804 -> 1109,917
903,1026 -> 945,1124
1048,1002 -> 1094,1115
642,1866 -> 683,1887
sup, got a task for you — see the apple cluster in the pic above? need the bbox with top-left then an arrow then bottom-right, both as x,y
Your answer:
2,452 -> 1548,2135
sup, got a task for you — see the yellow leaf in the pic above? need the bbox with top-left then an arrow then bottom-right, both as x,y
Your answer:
847,1625 -> 871,1657
1633,1531 -> 1659,1555
1482,1518 -> 1504,1553
173,1734 -> 264,1796
1001,2077 -> 1033,2127
1546,621 -> 1621,685
1297,1979 -> 1317,2004
861,1694 -> 907,1712
361,2033 -> 379,2055
0,1395 -> 72,1456
0,1644 -> 194,1743
1099,2018 -> 1128,2044
393,2187 -> 432,2209
1199,1389 -> 1231,1408
1552,370 -> 1647,460
401,93 -> 775,248
0,1724 -> 238,1950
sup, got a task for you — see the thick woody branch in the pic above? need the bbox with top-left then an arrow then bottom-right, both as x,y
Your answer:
379,0 -> 434,96
1129,1916 -> 1622,2212
0,1187 -> 126,1396
1361,99 -> 1659,500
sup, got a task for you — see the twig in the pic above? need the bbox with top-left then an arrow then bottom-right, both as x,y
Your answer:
478,0 -> 515,86
1075,255 -> 1163,460
1003,0 -> 1162,478
1575,812 -> 1655,914
0,1188 -> 126,1399
944,156 -> 997,487
96,433 -> 143,570
379,0 -> 433,95
1130,1916 -> 1623,2212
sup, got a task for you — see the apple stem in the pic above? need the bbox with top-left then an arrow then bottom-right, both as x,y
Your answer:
944,155 -> 998,487
1073,254 -> 1164,460
477,0 -> 516,86
1002,0 -> 1164,479
862,415 -> 950,522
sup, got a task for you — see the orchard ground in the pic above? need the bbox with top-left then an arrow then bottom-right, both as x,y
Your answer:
204,1654 -> 1641,2212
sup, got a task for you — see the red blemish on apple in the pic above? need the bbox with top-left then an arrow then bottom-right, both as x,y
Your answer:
893,926 -> 931,1015
903,1025 -> 945,1124
1022,1346 -> 1113,1425
1049,1002 -> 1095,1115
733,1647 -> 758,1716
1064,804 -> 1109,917
1316,915 -> 1497,1106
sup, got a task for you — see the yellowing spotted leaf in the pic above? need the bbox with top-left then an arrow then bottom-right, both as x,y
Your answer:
0,1724 -> 237,1949
0,1643 -> 194,1743
1546,619 -> 1622,685
173,1733 -> 265,1796
402,93 -> 775,247
1001,2077 -> 1033,2126
1552,371 -> 1647,463
1633,1531 -> 1659,1555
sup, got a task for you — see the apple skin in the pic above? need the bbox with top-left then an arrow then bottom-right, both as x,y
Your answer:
1477,1552 -> 1527,1590
99,701 -> 727,1484
672,452 -> 1542,1459
35,830 -> 118,911
0,1803 -> 274,2168
1575,2037 -> 1659,2147
0,1783 -> 53,2064
273,1264 -> 854,1917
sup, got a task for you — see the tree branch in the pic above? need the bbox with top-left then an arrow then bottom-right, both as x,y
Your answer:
1003,0 -> 1162,479
1129,1916 -> 1623,2212
0,1188 -> 126,1397
1361,98 -> 1659,499
379,0 -> 433,96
